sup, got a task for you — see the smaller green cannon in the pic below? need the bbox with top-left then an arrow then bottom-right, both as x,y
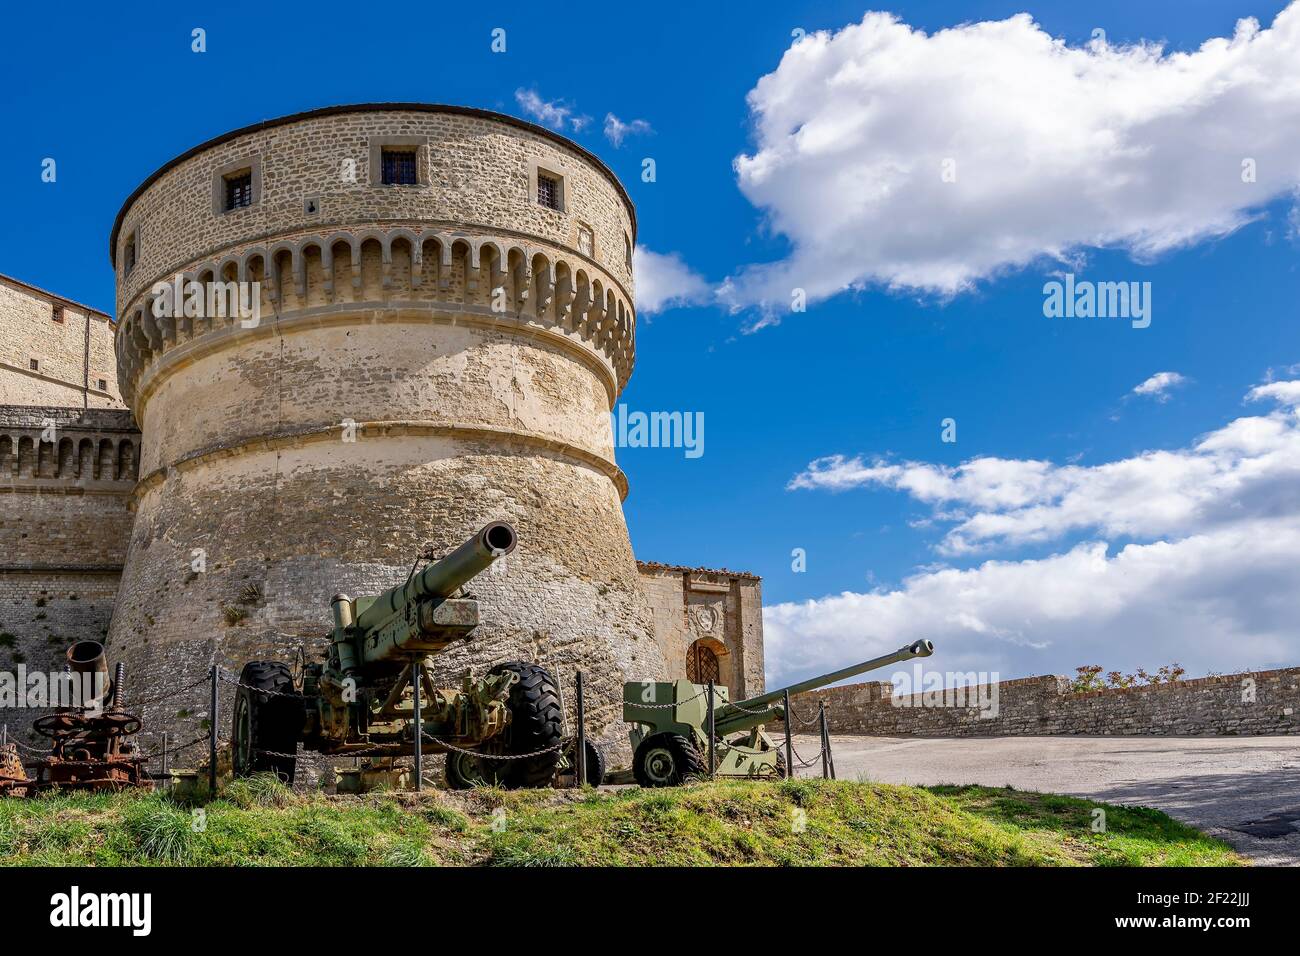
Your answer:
621,639 -> 935,786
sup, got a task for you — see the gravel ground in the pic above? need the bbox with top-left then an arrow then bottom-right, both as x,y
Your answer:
787,734 -> 1300,865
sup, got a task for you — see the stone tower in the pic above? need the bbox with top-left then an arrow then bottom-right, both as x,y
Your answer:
105,104 -> 667,754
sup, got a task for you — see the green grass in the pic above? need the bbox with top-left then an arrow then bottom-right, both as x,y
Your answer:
0,778 -> 1244,867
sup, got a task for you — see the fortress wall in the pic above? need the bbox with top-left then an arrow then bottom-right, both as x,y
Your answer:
787,669 -> 1300,737
0,406 -> 138,743
106,105 -> 662,758
0,275 -> 122,409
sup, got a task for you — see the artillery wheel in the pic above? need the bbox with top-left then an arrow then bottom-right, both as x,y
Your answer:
560,737 -> 607,787
633,733 -> 707,788
231,661 -> 301,784
476,662 -> 563,789
444,749 -> 486,790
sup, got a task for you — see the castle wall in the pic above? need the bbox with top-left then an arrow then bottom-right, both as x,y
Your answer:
0,274 -> 122,409
105,106 -> 662,759
785,669 -> 1300,737
0,406 -> 138,744
636,564 -> 765,699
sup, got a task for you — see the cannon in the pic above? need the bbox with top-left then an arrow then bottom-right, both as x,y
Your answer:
17,641 -> 148,793
621,639 -> 935,786
232,522 -> 565,790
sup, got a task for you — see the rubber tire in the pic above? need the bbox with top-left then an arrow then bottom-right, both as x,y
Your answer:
562,738 -> 606,787
633,733 -> 708,788
476,662 -> 563,789
444,749 -> 486,790
231,661 -> 301,784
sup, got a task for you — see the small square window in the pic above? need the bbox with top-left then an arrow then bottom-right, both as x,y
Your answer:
124,233 -> 138,273
537,173 -> 561,210
577,224 -> 594,257
381,148 -> 418,185
29,358 -> 40,371
97,378 -> 108,391
224,170 -> 253,211
52,305 -> 64,323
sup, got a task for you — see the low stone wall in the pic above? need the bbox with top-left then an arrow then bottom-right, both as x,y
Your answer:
785,668 -> 1300,737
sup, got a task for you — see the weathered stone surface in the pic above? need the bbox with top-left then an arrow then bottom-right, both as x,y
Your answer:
788,669 -> 1300,737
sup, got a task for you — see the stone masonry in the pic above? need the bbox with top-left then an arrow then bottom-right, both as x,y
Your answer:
788,668 -> 1300,737
102,104 -> 685,762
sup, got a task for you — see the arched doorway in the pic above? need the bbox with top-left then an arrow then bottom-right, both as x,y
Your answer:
686,638 -> 722,685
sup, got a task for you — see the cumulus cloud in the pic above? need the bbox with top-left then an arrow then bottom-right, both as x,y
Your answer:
788,381 -> 1300,554
722,7 -> 1300,310
1133,371 -> 1188,401
603,113 -> 653,147
514,88 -> 590,132
768,381 -> 1300,685
634,246 -> 712,314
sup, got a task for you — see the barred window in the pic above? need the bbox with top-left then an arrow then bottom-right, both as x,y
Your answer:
97,378 -> 108,391
381,148 -> 418,185
124,233 -> 137,273
52,304 -> 64,323
225,170 -> 253,210
537,173 -> 560,210
29,358 -> 39,371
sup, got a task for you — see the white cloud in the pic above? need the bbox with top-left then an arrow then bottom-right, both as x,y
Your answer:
723,7 -> 1300,311
1133,371 -> 1188,401
603,113 -> 652,147
514,88 -> 589,132
769,381 -> 1300,685
634,246 -> 711,314
764,518 -> 1300,687
788,381 -> 1300,553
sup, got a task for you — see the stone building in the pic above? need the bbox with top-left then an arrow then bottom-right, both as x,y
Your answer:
0,104 -> 764,759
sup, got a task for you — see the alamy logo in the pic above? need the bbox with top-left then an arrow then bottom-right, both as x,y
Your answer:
891,665 -> 1000,718
611,404 -> 704,459
0,668 -> 109,714
1042,273 -> 1151,328
49,886 -> 152,936
150,276 -> 262,329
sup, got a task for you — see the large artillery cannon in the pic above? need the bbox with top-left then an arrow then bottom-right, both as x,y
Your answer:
622,639 -> 935,786
232,522 -> 565,789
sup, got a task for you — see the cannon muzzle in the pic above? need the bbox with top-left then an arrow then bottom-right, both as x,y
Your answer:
353,522 -> 517,635
66,641 -> 114,710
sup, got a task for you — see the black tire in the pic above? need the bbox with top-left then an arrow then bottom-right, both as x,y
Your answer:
444,749 -> 486,790
476,662 -> 563,788
560,737 -> 607,787
231,661 -> 301,784
633,733 -> 708,788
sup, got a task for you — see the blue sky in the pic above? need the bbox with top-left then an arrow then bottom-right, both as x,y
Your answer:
3,1 -> 1298,684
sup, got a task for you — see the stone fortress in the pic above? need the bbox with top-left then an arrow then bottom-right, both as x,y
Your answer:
0,104 -> 764,761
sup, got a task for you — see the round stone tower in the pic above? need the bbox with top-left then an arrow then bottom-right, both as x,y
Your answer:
105,104 -> 666,757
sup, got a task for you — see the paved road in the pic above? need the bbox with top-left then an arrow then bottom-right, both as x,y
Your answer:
788,734 -> 1300,865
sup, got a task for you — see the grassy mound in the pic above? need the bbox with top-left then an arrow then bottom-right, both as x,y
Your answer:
0,778 -> 1244,867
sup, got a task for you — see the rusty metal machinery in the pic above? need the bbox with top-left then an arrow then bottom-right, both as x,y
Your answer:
0,740 -> 28,796
18,642 -> 148,794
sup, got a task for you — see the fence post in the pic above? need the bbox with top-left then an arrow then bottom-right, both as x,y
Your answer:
706,682 -> 716,780
819,702 -> 830,779
822,704 -> 837,780
161,731 -> 169,789
783,689 -> 794,780
208,665 -> 218,796
412,662 -> 422,793
575,671 -> 587,788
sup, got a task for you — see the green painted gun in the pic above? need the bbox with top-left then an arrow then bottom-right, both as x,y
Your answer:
621,639 -> 935,786
231,522 -> 565,790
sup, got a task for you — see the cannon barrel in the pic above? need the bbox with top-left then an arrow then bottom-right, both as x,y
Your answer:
726,639 -> 934,715
66,641 -> 114,709
353,522 -> 517,634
